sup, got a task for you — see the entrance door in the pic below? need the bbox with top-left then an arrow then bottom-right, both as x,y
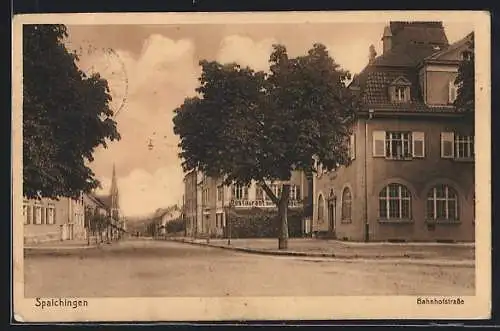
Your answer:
328,201 -> 336,235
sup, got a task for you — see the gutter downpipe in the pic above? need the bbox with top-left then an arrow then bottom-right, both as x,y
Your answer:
365,109 -> 374,242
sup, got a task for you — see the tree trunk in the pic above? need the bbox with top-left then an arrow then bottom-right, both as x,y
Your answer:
278,184 -> 290,250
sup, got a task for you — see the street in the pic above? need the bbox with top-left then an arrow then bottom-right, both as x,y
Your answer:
24,239 -> 475,297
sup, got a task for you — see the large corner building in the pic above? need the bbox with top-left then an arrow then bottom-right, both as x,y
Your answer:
313,22 -> 475,242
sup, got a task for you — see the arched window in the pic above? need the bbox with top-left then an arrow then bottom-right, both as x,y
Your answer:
426,185 -> 458,221
379,183 -> 411,219
317,194 -> 325,223
341,187 -> 352,221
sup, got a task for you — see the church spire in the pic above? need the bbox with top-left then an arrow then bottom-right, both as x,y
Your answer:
110,163 -> 119,216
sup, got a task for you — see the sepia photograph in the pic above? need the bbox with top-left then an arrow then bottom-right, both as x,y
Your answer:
12,11 -> 491,322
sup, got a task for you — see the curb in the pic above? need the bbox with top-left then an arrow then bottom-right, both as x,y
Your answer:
168,238 -> 475,268
24,244 -> 101,252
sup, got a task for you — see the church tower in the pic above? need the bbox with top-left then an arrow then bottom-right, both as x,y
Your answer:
110,163 -> 120,221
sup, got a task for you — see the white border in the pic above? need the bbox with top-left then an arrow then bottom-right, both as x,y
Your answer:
12,11 -> 491,322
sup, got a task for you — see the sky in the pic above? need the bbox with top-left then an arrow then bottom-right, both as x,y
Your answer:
63,20 -> 473,218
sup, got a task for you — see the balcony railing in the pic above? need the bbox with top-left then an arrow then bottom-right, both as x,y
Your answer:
230,199 -> 302,208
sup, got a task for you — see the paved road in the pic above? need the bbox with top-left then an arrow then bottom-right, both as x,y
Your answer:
24,239 -> 475,297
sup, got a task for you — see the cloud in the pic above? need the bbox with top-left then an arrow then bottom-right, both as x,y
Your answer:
68,34 -> 198,216
216,35 -> 277,72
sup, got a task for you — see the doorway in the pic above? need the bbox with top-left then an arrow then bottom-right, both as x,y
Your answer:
328,199 -> 336,236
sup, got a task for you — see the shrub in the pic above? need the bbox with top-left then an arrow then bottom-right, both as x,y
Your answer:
166,218 -> 185,233
226,207 -> 304,238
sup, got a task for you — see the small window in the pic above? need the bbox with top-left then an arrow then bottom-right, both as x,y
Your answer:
23,204 -> 29,225
290,185 -> 297,201
317,194 -> 325,223
255,185 -> 264,200
385,131 -> 412,159
41,207 -> 46,224
461,51 -> 472,61
395,86 -> 407,102
217,186 -> 223,201
341,187 -> 352,221
232,184 -> 248,200
455,134 -> 474,159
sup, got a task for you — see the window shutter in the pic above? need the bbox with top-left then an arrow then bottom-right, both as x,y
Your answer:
349,134 -> 356,160
412,132 -> 425,158
372,131 -> 386,157
405,86 -> 411,102
441,132 -> 455,158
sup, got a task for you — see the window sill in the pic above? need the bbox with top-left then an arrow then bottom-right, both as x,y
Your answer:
426,219 -> 461,225
385,157 -> 414,161
378,219 -> 413,224
340,219 -> 352,224
453,158 -> 474,163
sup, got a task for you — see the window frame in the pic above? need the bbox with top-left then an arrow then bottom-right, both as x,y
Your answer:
394,86 -> 408,102
454,133 -> 474,160
385,131 -> 413,160
378,183 -> 413,222
317,194 -> 325,224
341,187 -> 352,223
426,185 -> 460,223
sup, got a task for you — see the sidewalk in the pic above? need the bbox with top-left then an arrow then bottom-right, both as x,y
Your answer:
168,237 -> 475,267
24,239 -> 101,251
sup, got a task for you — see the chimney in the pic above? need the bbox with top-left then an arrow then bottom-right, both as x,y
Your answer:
368,44 -> 377,63
381,25 -> 392,54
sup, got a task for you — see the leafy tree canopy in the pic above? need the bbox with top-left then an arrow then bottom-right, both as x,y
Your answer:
454,33 -> 474,113
173,43 -> 357,194
23,24 -> 120,199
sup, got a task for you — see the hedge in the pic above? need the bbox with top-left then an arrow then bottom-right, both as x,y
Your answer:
166,218 -> 185,233
225,207 -> 304,238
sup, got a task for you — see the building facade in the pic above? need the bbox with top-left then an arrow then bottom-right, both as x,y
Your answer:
183,170 -> 198,237
96,164 -> 126,239
23,194 -> 86,244
185,170 -> 310,237
313,22 -> 475,242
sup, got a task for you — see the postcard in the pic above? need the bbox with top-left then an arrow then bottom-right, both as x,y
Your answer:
12,10 -> 491,322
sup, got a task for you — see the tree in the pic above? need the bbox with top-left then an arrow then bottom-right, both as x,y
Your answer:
454,33 -> 474,114
23,24 -> 120,199
173,43 -> 357,249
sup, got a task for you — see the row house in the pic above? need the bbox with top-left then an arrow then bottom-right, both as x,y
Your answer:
184,170 -> 310,238
23,194 -> 86,244
313,22 -> 475,242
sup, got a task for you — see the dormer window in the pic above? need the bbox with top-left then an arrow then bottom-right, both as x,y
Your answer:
389,76 -> 411,103
395,86 -> 407,102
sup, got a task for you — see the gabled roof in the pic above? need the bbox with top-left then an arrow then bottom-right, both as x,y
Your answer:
370,43 -> 442,67
424,31 -> 474,61
362,70 -> 421,105
352,21 -> 471,113
95,194 -> 112,209
85,193 -> 108,209
388,21 -> 448,47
